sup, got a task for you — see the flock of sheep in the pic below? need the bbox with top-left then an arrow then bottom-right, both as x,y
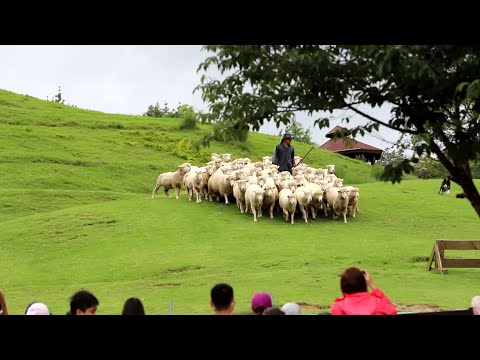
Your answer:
152,153 -> 360,224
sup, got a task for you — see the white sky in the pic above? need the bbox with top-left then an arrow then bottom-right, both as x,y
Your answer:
0,45 -> 400,150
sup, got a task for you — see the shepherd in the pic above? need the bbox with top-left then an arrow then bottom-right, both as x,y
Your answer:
272,133 -> 295,175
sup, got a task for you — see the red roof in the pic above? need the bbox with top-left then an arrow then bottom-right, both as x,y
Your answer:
319,137 -> 383,152
325,125 -> 347,138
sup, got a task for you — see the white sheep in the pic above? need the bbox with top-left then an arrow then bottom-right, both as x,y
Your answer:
280,179 -> 298,192
326,177 -> 343,189
344,186 -> 360,217
279,189 -> 298,224
261,183 -> 279,219
305,182 -> 325,220
222,153 -> 233,162
262,156 -> 273,167
207,172 -> 234,204
293,156 -> 302,166
280,171 -> 294,182
245,175 -> 258,189
233,179 -> 248,213
326,164 -> 336,174
294,186 -> 313,223
294,175 -> 307,187
183,169 -> 204,202
152,162 -> 191,199
245,184 -> 264,222
325,187 -> 350,223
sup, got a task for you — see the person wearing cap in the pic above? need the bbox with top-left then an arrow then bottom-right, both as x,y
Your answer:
272,133 -> 295,175
251,292 -> 273,315
25,302 -> 51,315
471,296 -> 480,315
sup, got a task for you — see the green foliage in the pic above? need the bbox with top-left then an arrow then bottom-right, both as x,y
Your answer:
212,120 -> 249,143
378,146 -> 407,167
277,119 -> 314,145
196,45 -> 480,216
413,157 -> 449,179
179,112 -> 197,130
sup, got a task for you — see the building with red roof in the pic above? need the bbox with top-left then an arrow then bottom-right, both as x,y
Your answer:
319,126 -> 383,164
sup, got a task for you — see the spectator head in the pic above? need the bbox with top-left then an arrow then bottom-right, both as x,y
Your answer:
25,302 -> 51,315
281,302 -> 302,315
251,292 -> 273,314
0,290 -> 7,315
471,296 -> 480,315
210,283 -> 235,314
262,307 -> 285,315
340,267 -> 368,294
69,290 -> 99,315
122,297 -> 145,315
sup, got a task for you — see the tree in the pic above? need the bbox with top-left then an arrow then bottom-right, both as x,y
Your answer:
195,45 -> 480,217
277,119 -> 315,145
143,102 -> 182,118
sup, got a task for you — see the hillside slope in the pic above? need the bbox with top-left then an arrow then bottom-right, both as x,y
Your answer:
0,89 -> 381,196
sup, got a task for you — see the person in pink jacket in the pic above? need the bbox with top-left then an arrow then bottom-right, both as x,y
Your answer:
331,267 -> 397,315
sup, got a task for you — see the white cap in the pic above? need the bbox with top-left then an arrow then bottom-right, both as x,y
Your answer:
26,302 -> 50,315
281,302 -> 302,315
471,296 -> 480,308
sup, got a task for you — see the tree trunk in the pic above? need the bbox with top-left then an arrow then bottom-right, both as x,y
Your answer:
453,168 -> 480,218
427,138 -> 480,218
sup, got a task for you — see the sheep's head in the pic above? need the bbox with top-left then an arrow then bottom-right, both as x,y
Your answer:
222,153 -> 232,162
206,165 -> 215,176
236,180 -> 247,192
179,163 -> 191,173
226,175 -> 236,187
287,194 -> 297,206
253,190 -> 264,203
334,178 -> 344,188
338,188 -> 349,200
262,184 -> 275,197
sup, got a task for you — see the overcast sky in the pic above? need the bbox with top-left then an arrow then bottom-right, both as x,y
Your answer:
0,45 -> 400,150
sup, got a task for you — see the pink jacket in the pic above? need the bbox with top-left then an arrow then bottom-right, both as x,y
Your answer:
330,288 -> 397,315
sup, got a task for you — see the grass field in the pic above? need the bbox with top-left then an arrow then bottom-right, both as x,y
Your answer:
1,89 -> 479,315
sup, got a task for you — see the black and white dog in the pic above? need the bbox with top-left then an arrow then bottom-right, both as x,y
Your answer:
438,176 -> 451,195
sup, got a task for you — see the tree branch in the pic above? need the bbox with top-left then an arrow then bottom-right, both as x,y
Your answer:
416,123 -> 457,178
345,103 -> 421,135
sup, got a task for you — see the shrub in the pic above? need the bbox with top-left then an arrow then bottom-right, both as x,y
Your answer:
179,112 -> 197,130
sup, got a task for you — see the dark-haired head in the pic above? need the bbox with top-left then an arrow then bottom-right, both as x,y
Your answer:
340,267 -> 368,294
262,307 -> 285,315
122,297 -> 145,315
70,290 -> 99,315
210,283 -> 234,313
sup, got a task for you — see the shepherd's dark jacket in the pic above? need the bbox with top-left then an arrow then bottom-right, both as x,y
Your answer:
272,142 -> 295,173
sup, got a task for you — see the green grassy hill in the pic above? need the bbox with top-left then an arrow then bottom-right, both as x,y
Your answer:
1,89 -> 479,315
